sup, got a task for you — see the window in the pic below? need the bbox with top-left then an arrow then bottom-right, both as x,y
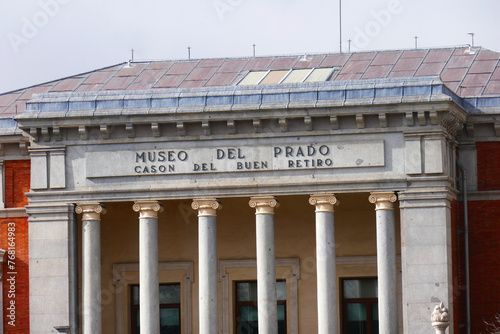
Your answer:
341,278 -> 379,334
235,280 -> 287,334
237,68 -> 337,86
131,283 -> 181,334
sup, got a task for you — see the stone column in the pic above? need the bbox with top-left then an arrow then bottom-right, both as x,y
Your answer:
76,203 -> 106,334
249,196 -> 279,334
309,194 -> 339,334
369,192 -> 398,334
192,198 -> 222,334
133,201 -> 164,334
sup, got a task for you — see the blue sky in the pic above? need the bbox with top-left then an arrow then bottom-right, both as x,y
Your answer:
1,0 -> 499,93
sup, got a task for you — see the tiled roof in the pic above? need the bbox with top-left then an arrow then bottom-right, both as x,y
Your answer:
1,46 -> 500,118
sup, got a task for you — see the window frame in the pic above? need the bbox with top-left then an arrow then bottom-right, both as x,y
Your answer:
340,277 -> 379,334
113,261 -> 194,334
218,258 -> 299,334
234,280 -> 287,334
130,283 -> 182,334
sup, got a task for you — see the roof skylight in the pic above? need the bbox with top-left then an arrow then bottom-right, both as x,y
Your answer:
238,68 -> 337,86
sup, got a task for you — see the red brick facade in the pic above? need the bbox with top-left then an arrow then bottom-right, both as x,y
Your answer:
458,142 -> 500,333
1,160 -> 30,333
477,142 -> 500,191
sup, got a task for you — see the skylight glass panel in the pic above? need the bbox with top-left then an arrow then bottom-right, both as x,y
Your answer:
305,68 -> 335,82
260,70 -> 289,85
238,71 -> 268,85
281,69 -> 312,84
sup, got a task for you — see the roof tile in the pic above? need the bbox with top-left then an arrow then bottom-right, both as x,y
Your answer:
293,55 -> 326,69
445,81 -> 460,93
321,54 -> 350,67
468,60 -> 498,74
268,57 -> 298,70
340,60 -> 371,75
84,71 -> 115,85
199,59 -> 224,67
219,59 -> 248,73
50,78 -> 84,92
179,80 -> 205,88
134,69 -> 168,84
116,63 -> 147,77
351,52 -> 376,61
460,86 -> 484,96
388,70 -> 416,78
401,50 -> 427,58
154,75 -> 187,88
462,73 -> 490,87
491,68 -> 500,81
484,80 -> 500,95
0,93 -> 21,108
3,102 -> 25,116
166,61 -> 198,75
205,73 -> 239,86
75,84 -> 103,92
19,85 -> 53,100
424,49 -> 453,63
445,55 -> 475,69
371,52 -> 402,65
477,50 -> 500,61
185,67 -> 217,81
243,58 -> 273,70
393,58 -> 422,71
441,68 -> 468,82
415,62 -> 446,76
127,83 -> 154,91
361,65 -> 392,79
146,61 -> 174,70
336,73 -> 362,81
102,76 -> 134,90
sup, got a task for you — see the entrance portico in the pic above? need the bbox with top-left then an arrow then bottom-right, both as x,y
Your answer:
18,75 -> 464,334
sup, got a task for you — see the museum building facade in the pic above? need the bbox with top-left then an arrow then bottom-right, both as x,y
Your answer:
1,46 -> 500,334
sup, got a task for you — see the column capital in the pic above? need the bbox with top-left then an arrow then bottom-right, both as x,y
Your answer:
75,203 -> 107,221
191,198 -> 222,217
309,194 -> 339,212
133,200 -> 164,219
249,196 -> 279,215
369,192 -> 397,210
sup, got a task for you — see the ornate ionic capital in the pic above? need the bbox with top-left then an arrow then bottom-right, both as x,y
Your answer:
368,192 -> 397,210
132,200 -> 164,219
191,198 -> 222,217
75,203 -> 107,221
309,194 -> 339,213
249,196 -> 279,215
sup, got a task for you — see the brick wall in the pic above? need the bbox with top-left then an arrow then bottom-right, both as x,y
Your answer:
477,142 -> 500,191
1,160 -> 30,333
468,200 -> 500,334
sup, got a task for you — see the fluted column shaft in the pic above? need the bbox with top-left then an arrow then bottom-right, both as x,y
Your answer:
192,199 -> 222,334
133,201 -> 164,334
369,192 -> 398,334
310,194 -> 339,334
76,203 -> 106,334
249,196 -> 279,334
